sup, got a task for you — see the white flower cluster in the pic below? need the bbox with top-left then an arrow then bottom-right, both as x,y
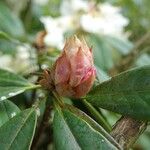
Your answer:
0,44 -> 37,73
33,0 -> 48,6
41,0 -> 129,49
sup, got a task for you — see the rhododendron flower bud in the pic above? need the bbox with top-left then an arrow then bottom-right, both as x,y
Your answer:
53,36 -> 96,98
40,36 -> 96,98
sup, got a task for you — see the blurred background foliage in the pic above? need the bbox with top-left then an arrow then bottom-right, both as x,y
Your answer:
0,0 -> 150,149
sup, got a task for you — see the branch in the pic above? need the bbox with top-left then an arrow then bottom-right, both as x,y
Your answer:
111,116 -> 147,150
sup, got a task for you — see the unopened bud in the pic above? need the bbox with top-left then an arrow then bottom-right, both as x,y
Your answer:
40,36 -> 96,98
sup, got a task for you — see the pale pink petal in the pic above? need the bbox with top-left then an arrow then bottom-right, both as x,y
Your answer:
55,52 -> 70,84
74,68 -> 96,98
69,47 -> 92,87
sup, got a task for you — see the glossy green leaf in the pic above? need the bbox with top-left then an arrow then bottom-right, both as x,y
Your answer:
0,2 -> 24,37
0,108 -> 37,150
0,69 -> 40,100
0,100 -> 20,127
86,65 -> 150,120
53,104 -> 121,150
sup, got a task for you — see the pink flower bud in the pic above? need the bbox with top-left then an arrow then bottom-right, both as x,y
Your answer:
53,36 -> 96,98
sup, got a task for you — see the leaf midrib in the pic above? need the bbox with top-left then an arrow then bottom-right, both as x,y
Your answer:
60,111 -> 82,150
3,101 -> 11,119
61,111 -> 118,150
0,78 -> 31,86
7,109 -> 34,150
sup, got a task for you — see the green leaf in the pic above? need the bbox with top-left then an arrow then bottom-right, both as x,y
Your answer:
53,104 -> 121,150
0,2 -> 24,37
86,65 -> 150,120
0,40 -> 17,55
0,31 -> 11,41
136,54 -> 150,67
87,34 -> 114,71
0,108 -> 37,150
0,100 -> 20,127
0,31 -> 16,55
0,69 -> 40,100
104,35 -> 133,55
0,31 -> 19,55
96,66 -> 110,82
